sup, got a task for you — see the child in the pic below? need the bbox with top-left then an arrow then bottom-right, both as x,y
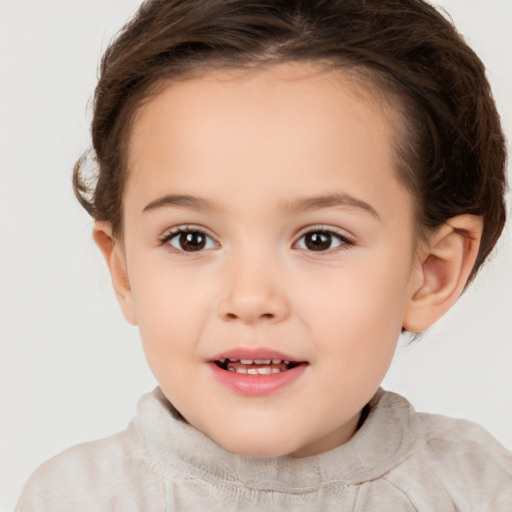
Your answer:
16,0 -> 512,509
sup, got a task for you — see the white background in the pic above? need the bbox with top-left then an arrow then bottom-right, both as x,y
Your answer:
0,1 -> 511,509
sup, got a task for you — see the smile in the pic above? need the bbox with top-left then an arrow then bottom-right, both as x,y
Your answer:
215,358 -> 301,374
209,348 -> 308,396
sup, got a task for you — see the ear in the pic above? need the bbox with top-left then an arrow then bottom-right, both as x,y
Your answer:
403,215 -> 483,333
93,222 -> 138,325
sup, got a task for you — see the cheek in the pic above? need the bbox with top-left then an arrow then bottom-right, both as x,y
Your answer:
128,259 -> 214,359
296,252 -> 411,359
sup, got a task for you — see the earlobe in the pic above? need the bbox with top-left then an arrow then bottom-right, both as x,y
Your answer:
403,215 -> 483,333
92,222 -> 138,326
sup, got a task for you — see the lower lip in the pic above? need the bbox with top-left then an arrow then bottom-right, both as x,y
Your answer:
209,362 -> 307,396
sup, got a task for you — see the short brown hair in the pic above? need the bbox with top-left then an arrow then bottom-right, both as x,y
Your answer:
74,0 -> 507,281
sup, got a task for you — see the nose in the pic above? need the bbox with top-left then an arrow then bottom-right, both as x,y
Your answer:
217,254 -> 290,324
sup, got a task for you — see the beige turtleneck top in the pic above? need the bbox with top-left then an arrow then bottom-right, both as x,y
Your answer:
16,387 -> 512,511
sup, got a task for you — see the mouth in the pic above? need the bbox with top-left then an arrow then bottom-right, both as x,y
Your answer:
208,349 -> 308,396
214,358 -> 303,375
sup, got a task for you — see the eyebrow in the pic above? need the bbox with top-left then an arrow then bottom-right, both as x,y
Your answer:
142,194 -> 216,213
142,192 -> 380,219
283,193 -> 380,219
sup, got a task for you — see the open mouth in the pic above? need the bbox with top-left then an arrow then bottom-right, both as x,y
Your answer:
214,358 -> 303,375
210,351 -> 309,394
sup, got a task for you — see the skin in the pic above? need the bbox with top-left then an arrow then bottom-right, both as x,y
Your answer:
95,63 -> 482,458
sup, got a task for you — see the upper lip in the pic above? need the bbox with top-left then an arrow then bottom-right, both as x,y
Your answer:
209,347 -> 306,363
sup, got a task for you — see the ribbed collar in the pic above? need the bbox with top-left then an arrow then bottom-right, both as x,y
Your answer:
135,387 -> 418,492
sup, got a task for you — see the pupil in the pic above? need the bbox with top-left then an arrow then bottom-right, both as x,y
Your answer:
305,232 -> 331,251
180,232 -> 206,251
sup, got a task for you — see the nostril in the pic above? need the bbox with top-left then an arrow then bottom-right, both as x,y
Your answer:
222,311 -> 276,321
218,293 -> 288,323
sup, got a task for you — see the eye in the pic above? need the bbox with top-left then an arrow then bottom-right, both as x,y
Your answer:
295,229 -> 351,252
163,228 -> 218,252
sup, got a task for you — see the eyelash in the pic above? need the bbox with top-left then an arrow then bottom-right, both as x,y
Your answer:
159,227 -> 217,253
159,226 -> 354,254
294,227 -> 354,253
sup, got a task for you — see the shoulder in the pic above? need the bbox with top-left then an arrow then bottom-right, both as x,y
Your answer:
415,411 -> 512,479
417,410 -> 511,457
380,392 -> 512,510
16,421 -> 165,512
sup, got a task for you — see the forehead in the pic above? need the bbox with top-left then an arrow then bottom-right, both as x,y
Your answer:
129,63 -> 397,153
124,63 -> 410,222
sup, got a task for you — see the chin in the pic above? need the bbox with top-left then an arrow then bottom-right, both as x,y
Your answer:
216,435 -> 299,458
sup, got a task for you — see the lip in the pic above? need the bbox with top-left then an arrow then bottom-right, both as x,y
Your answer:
209,347 -> 301,363
208,346 -> 308,396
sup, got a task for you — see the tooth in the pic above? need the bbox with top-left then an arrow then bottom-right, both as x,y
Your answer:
247,368 -> 258,375
254,359 -> 271,364
271,368 -> 281,374
229,358 -> 238,362
257,367 -> 272,375
228,367 -> 236,372
272,359 -> 282,364
241,359 -> 253,364
219,358 -> 226,363
236,368 -> 248,374
284,360 -> 290,365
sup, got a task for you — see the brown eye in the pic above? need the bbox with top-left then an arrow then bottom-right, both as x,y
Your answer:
167,230 -> 217,252
296,230 -> 350,252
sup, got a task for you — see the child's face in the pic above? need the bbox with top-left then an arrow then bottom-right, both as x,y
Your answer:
115,63 -> 423,457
